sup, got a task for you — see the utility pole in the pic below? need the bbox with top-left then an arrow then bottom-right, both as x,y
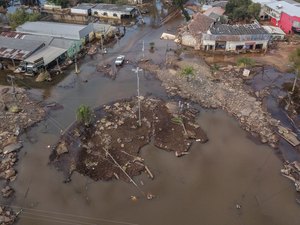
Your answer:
75,53 -> 80,74
7,75 -> 16,100
142,40 -> 145,59
100,35 -> 104,54
132,67 -> 143,127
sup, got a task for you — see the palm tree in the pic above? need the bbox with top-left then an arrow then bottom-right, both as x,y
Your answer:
289,48 -> 300,94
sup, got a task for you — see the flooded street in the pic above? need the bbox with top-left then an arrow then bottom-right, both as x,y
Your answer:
2,5 -> 300,225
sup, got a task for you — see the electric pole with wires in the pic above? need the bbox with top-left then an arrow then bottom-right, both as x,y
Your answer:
132,67 -> 143,127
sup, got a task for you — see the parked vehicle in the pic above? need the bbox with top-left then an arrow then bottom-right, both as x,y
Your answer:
115,55 -> 125,66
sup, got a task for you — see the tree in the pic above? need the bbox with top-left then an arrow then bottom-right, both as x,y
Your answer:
247,3 -> 261,20
225,0 -> 260,21
181,65 -> 195,81
289,48 -> 300,94
46,0 -> 68,8
173,0 -> 190,22
8,8 -> 41,29
76,105 -> 93,126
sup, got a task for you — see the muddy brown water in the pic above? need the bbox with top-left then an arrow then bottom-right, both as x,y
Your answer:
2,10 -> 300,225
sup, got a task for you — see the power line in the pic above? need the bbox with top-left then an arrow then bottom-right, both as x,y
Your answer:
1,203 -> 140,225
20,212 -> 97,225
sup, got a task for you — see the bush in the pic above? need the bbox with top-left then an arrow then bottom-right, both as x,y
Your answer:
76,105 -> 92,126
181,65 -> 195,81
8,9 -> 41,29
236,57 -> 255,67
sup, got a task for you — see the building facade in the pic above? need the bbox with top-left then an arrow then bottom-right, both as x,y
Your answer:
264,1 -> 300,34
91,4 -> 137,19
203,23 -> 270,52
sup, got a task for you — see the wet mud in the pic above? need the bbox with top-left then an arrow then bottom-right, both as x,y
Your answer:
51,97 -> 207,182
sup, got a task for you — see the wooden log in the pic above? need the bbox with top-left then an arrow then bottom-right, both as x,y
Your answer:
145,165 -> 154,179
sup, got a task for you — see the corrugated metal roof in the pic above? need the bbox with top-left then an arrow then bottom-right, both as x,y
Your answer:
72,3 -> 95,10
22,34 -> 54,45
92,23 -> 117,33
266,1 -> 300,17
24,46 -> 66,66
93,3 -> 135,13
262,25 -> 286,35
202,33 -> 271,42
210,23 -> 269,35
0,31 -> 25,39
50,38 -> 75,50
0,36 -> 44,60
16,22 -> 89,40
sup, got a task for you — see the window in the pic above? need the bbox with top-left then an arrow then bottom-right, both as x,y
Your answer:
103,12 -> 107,16
113,13 -> 118,17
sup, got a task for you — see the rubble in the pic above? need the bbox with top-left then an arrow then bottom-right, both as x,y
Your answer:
281,161 -> 300,192
0,86 -> 45,219
0,206 -> 16,225
51,97 -> 208,182
139,55 -> 280,148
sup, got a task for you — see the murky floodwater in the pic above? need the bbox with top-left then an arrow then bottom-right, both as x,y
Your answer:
11,109 -> 300,225
2,8 -> 300,225
246,67 -> 300,162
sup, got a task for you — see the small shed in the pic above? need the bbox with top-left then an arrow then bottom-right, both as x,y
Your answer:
262,25 -> 286,40
24,46 -> 67,68
92,23 -> 117,39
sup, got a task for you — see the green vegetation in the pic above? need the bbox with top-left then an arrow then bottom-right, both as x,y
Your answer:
76,105 -> 93,126
8,9 -> 41,29
210,64 -> 220,74
46,0 -> 69,8
236,57 -> 255,67
181,65 -> 195,81
173,0 -> 191,22
171,116 -> 183,125
225,0 -> 261,21
289,48 -> 300,93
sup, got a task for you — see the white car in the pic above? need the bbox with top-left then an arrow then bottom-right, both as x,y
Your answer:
115,55 -> 125,66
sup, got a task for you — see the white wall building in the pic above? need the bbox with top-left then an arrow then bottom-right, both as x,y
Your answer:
91,4 -> 137,19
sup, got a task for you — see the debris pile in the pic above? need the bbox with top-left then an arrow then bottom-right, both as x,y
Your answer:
0,87 -> 45,206
0,206 -> 16,225
139,56 -> 279,148
281,161 -> 300,192
52,97 -> 208,182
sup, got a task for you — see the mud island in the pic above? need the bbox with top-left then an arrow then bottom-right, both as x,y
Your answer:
51,97 -> 208,182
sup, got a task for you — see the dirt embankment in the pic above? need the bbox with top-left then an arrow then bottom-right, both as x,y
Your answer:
51,97 -> 208,182
204,39 -> 300,73
139,53 -> 279,148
